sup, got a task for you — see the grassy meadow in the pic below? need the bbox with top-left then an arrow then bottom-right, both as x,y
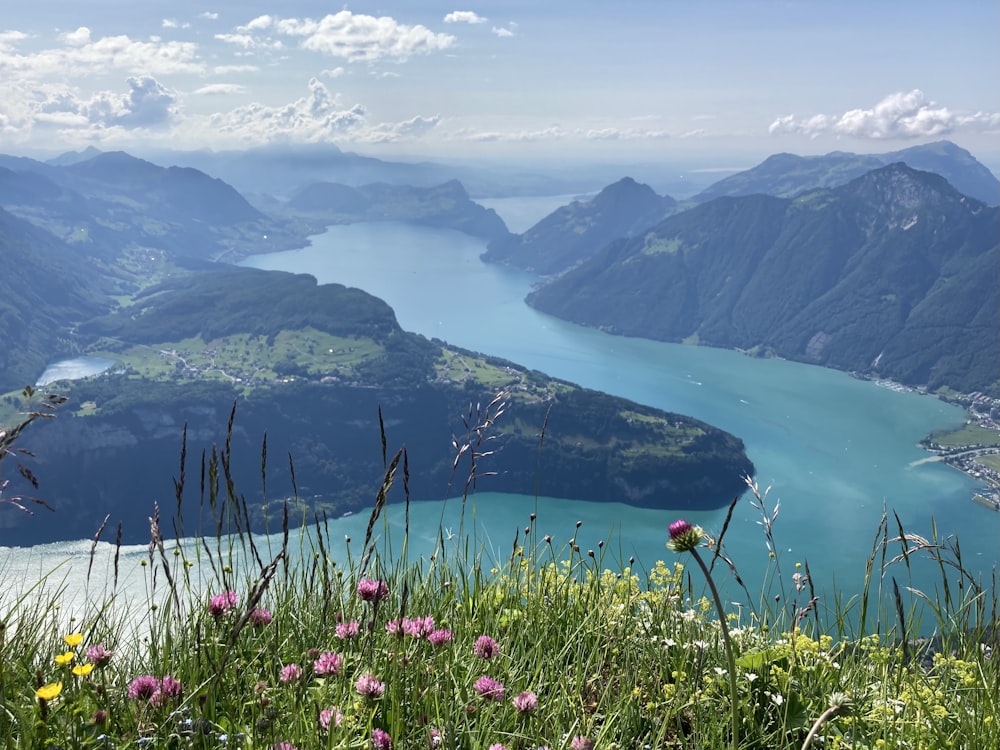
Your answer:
1,395 -> 997,750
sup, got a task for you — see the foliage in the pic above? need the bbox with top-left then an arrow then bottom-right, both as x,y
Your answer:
0,445 -> 996,750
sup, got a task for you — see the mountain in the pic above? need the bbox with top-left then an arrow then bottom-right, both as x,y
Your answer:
2,263 -> 753,545
0,208 -> 111,391
285,179 -> 510,241
527,163 -> 1000,395
482,178 -> 676,275
0,151 -> 305,262
693,140 -> 999,205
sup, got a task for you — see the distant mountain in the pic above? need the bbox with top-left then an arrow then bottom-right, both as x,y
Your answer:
694,140 -> 999,206
286,179 -> 510,241
154,143 -> 584,199
482,177 -> 676,275
527,163 -> 999,394
0,150 -> 303,261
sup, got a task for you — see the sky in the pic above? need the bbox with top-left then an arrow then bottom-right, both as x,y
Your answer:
1,1 -> 997,170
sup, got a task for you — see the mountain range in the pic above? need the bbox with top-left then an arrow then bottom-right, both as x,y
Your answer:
525,163 -> 999,394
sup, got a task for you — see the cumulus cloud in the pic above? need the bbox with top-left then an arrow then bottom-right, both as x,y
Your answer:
199,12 -> 219,21
769,90 -> 1000,140
492,26 -> 515,38
229,11 -> 455,62
214,63 -> 259,74
362,114 -> 440,142
193,83 -> 247,96
1,27 -> 203,78
321,66 -> 345,78
444,11 -> 487,24
162,19 -> 191,30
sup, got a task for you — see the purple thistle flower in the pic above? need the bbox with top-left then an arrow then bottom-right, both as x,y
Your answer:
403,615 -> 435,638
571,736 -> 594,750
667,518 -> 705,552
279,663 -> 302,684
428,628 -> 453,647
127,675 -> 160,701
512,690 -> 538,713
208,590 -> 238,617
85,643 -> 113,667
355,672 -> 386,699
371,728 -> 393,750
249,607 -> 273,626
473,675 -> 505,702
356,578 -> 389,603
313,651 -> 343,676
474,635 -> 499,659
335,620 -> 360,639
319,707 -> 343,730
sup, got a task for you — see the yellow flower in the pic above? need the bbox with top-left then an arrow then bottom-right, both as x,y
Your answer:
36,682 -> 63,700
64,633 -> 84,647
55,651 -> 75,665
72,663 -> 94,677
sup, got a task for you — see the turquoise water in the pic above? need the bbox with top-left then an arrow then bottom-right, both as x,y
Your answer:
7,209 -> 996,631
36,356 -> 117,386
237,219 -> 999,617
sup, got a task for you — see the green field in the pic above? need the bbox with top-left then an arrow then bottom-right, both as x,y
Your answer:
927,421 -> 1000,448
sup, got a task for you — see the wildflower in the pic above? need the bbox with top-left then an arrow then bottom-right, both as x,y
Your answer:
160,675 -> 182,697
270,744 -> 298,750
279,663 -> 302,684
64,633 -> 84,647
404,615 -> 435,638
335,620 -> 360,639
73,663 -> 95,677
319,707 -> 343,730
356,673 -> 386,699
356,578 -> 389,603
127,675 -> 161,701
313,651 -> 343,676
428,628 -> 453,646
371,728 -> 393,750
86,643 -> 114,667
249,607 -> 273,626
55,651 -> 75,665
473,675 -> 505,702
666,519 -> 705,552
489,745 -> 508,750
474,635 -> 499,659
428,727 -> 444,747
209,590 -> 238,617
571,737 -> 594,750
513,690 -> 538,713
36,682 -> 63,701
92,709 -> 108,725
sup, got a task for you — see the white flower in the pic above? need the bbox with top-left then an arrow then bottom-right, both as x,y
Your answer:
745,673 -> 758,683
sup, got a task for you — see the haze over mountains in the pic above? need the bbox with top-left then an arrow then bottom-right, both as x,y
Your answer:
0,138 -> 997,543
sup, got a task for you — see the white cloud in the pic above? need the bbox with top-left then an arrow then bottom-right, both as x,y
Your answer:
321,66 -> 345,78
583,127 -> 669,141
360,114 -> 441,143
464,126 -> 567,142
492,26 -> 515,38
162,19 -> 191,30
0,30 -> 29,51
199,12 -> 219,21
769,90 -> 1000,140
1,28 -> 204,78
241,11 -> 455,62
444,11 -> 488,25
193,83 -> 247,96
213,63 -> 259,74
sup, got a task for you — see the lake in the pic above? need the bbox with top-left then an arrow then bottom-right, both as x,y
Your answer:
235,215 -> 999,617
7,200 -> 998,631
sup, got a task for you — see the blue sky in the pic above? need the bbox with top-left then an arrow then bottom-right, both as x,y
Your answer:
1,1 -> 997,168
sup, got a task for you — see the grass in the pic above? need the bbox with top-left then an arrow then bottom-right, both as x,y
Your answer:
1,396 -> 998,749
926,423 -> 1000,449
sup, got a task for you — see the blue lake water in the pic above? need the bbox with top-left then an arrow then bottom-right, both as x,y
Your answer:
235,218 -> 999,622
36,356 -> 117,386
6,202 -> 997,632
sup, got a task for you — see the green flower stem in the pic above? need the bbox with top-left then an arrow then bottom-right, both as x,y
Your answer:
689,546 -> 740,750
